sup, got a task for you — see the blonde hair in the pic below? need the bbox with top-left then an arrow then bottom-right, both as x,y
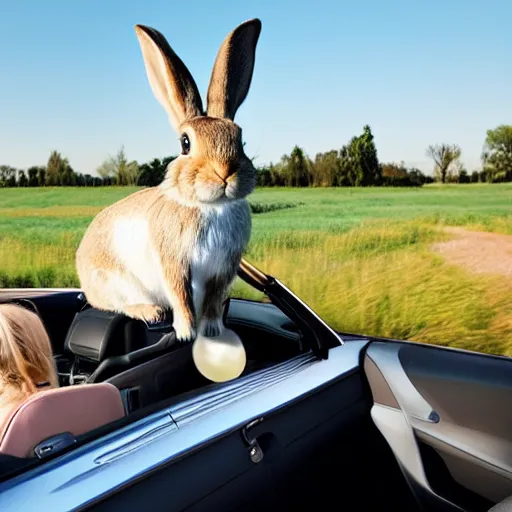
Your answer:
0,304 -> 58,404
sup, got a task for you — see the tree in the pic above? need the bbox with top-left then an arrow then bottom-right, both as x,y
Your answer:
408,168 -> 429,186
38,167 -> 46,187
59,164 -> 76,186
426,143 -> 462,183
470,170 -> 480,183
267,149 -> 310,187
268,163 -> 285,186
447,159 -> 466,183
380,162 -> 425,187
97,159 -> 114,180
27,166 -> 43,187
313,150 -> 340,187
97,146 -> 140,185
137,156 -> 175,187
458,170 -> 470,184
481,125 -> 512,182
46,150 -> 63,185
46,150 -> 75,186
75,173 -> 86,187
287,146 -> 311,187
338,125 -> 381,187
274,155 -> 292,186
0,165 -> 17,187
356,125 -> 381,186
17,170 -> 28,187
381,161 -> 408,186
255,165 -> 272,186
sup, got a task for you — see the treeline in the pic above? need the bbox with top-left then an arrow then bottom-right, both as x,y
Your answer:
1,124 -> 511,188
0,148 -> 174,188
256,126 -> 432,188
256,124 -> 512,188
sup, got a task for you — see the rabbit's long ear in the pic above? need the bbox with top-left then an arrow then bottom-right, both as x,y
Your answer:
135,25 -> 203,130
206,18 -> 261,120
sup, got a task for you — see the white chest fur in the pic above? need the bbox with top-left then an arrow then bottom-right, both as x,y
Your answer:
191,201 -> 251,317
111,217 -> 169,305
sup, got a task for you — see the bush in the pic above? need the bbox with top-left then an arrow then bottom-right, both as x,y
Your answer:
249,201 -> 305,214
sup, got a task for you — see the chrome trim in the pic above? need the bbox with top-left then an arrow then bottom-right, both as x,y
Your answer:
0,288 -> 82,292
0,340 -> 368,511
93,414 -> 177,466
170,353 -> 317,425
0,288 -> 83,300
53,413 -> 178,493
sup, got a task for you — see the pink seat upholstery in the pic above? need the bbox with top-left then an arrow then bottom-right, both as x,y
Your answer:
0,383 -> 126,458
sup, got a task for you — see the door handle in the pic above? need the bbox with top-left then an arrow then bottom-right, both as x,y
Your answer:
241,417 -> 266,464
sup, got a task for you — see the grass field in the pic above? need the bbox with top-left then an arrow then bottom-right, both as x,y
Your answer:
1,184 -> 511,356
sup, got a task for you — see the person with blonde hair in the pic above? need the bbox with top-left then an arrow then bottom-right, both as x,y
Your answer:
0,304 -> 59,422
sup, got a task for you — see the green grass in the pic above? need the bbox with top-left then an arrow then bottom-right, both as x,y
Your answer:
1,184 -> 511,355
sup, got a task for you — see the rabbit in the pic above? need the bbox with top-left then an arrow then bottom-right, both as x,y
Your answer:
76,18 -> 262,342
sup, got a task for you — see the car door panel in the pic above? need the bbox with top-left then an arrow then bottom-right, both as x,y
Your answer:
225,299 -> 302,341
364,340 -> 512,511
85,364 -> 419,512
416,429 -> 512,505
86,371 -> 365,511
88,427 -> 274,512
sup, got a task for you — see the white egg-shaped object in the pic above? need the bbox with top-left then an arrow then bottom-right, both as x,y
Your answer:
192,327 -> 247,382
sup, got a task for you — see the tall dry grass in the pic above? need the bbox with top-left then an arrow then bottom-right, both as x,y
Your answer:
232,222 -> 512,356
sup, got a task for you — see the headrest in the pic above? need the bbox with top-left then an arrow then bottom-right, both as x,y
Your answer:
0,383 -> 126,458
64,308 -> 148,363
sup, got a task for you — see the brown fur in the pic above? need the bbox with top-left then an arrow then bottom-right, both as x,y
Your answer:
134,25 -> 203,130
207,20 -> 262,119
76,187 -> 201,320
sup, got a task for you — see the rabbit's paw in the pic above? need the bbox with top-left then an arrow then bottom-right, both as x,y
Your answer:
173,315 -> 197,343
125,304 -> 165,323
201,318 -> 222,338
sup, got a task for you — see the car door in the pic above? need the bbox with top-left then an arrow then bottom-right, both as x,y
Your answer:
364,338 -> 512,512
0,335 -> 412,512
82,337 -> 418,512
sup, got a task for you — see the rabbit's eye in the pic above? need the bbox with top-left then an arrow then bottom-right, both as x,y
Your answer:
180,134 -> 191,155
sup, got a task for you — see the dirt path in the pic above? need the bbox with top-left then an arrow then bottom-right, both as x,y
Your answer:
431,227 -> 512,277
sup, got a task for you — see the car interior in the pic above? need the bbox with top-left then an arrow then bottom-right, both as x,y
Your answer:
1,263 -> 512,511
0,283 -> 314,471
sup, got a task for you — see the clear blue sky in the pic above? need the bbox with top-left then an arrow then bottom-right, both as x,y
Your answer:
0,0 -> 510,176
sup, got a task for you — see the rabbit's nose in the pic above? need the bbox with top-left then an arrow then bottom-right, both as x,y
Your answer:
225,163 -> 238,178
216,163 -> 237,181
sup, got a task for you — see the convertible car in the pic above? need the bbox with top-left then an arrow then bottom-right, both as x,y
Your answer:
0,259 -> 511,512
